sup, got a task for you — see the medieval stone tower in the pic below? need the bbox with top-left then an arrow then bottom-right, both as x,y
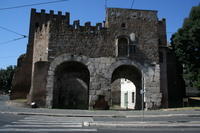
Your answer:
11,8 -> 171,110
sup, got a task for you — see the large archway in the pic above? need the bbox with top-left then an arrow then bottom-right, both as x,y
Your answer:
111,65 -> 142,110
52,61 -> 90,109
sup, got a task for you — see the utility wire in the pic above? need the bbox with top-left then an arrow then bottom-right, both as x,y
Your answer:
131,0 -> 135,9
0,36 -> 27,45
0,0 -> 69,11
105,0 -> 108,9
0,56 -> 18,59
0,25 -> 27,37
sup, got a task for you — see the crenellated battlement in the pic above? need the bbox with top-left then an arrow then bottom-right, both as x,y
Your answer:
31,8 -> 70,23
30,8 -> 106,35
70,20 -> 105,32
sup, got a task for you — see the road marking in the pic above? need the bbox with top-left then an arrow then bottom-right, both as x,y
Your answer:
23,116 -> 93,121
18,119 -> 80,122
12,121 -> 83,125
4,124 -> 82,128
0,128 -> 97,132
1,115 -> 97,132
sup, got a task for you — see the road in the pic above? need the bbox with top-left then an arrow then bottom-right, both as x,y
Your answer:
0,95 -> 200,132
0,112 -> 200,133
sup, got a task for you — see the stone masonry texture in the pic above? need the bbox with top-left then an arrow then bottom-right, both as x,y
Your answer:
11,7 -> 179,110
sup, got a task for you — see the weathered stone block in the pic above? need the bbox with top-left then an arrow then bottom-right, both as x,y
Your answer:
11,7 -> 169,110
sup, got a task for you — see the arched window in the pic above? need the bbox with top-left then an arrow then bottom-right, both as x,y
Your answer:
118,38 -> 128,57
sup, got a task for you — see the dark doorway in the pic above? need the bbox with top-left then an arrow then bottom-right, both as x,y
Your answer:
53,61 -> 90,109
118,38 -> 128,57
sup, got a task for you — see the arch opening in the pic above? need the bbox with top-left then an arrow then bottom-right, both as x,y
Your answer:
111,65 -> 142,110
52,61 -> 90,109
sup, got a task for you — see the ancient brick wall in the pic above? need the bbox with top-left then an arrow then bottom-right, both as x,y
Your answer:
10,54 -> 32,99
106,8 -> 160,63
12,8 -> 168,110
45,8 -> 160,64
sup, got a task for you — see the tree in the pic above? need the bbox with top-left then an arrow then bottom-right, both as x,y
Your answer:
171,5 -> 200,89
0,66 -> 16,94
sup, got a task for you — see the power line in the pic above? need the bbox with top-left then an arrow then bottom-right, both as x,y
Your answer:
131,0 -> 135,9
0,25 -> 27,37
0,0 -> 69,11
0,56 -> 18,59
0,36 -> 27,45
105,0 -> 108,9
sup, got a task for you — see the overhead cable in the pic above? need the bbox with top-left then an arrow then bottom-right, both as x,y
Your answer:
105,0 -> 108,9
131,0 -> 135,9
0,36 -> 27,45
0,56 -> 18,59
0,25 -> 27,37
0,0 -> 69,11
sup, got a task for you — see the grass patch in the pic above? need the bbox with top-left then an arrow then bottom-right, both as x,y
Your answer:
161,106 -> 200,111
11,99 -> 27,103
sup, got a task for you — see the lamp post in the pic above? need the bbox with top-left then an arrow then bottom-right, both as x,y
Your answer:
140,89 -> 145,121
141,74 -> 145,122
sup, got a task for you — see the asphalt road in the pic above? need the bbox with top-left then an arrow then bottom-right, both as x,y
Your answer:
1,95 -> 200,133
0,112 -> 200,133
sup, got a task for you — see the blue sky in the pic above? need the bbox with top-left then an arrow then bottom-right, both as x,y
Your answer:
0,0 -> 199,68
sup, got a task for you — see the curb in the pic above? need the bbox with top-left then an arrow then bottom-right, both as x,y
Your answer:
85,121 -> 200,128
1,111 -> 200,118
0,111 -> 117,118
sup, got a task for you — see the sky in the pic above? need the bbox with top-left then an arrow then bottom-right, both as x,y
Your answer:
0,0 -> 199,69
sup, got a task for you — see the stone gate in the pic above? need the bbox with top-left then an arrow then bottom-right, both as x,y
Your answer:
11,8 -> 171,110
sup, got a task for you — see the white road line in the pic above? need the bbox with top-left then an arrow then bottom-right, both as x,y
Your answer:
2,116 -> 98,131
18,119 -> 79,122
0,128 -> 97,132
4,124 -> 82,128
12,122 -> 83,125
23,116 -> 93,121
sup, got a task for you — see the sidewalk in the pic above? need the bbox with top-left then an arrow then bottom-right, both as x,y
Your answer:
0,95 -> 199,118
85,121 -> 200,128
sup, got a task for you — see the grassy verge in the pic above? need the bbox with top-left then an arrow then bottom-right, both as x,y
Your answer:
6,98 -> 28,107
11,99 -> 27,103
161,106 -> 200,111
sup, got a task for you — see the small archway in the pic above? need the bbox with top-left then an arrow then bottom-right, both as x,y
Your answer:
111,65 -> 142,110
52,61 -> 90,109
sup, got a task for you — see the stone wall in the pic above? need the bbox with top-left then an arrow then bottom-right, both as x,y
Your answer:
14,8 -> 168,110
45,54 -> 161,109
39,8 -> 161,64
29,61 -> 49,106
106,8 -> 160,63
10,54 -> 32,99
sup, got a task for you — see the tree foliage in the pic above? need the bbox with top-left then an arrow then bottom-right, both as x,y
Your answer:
0,66 -> 16,94
171,5 -> 200,89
